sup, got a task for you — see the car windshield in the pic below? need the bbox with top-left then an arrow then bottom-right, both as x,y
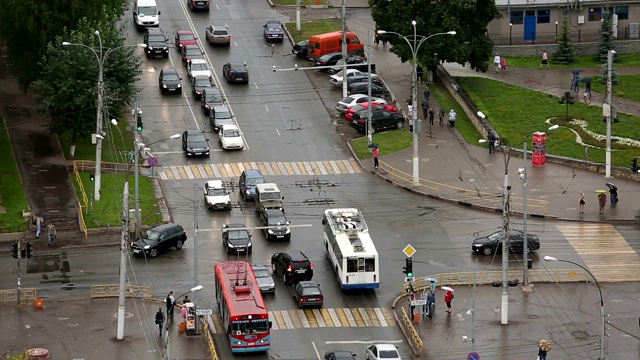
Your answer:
260,192 -> 281,200
487,232 -> 502,241
186,48 -> 200,55
139,6 -> 158,15
378,350 -> 399,358
251,319 -> 270,334
341,97 -> 355,103
245,177 -> 264,186
195,78 -> 211,86
205,93 -> 223,103
215,110 -> 232,119
301,286 -> 321,296
163,73 -> 179,81
213,30 -> 228,35
192,63 -> 208,71
145,230 -> 160,240
227,229 -> 249,240
180,33 -> 195,40
267,215 -> 287,226
207,187 -> 226,196
149,35 -> 165,42
253,268 -> 270,278
223,128 -> 240,137
189,134 -> 206,142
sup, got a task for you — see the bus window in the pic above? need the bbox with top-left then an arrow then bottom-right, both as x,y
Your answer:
232,321 -> 250,334
346,258 -> 358,272
358,258 -> 365,271
252,319 -> 270,334
365,258 -> 375,271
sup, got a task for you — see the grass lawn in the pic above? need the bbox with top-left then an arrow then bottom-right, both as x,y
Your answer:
456,77 -> 640,166
590,74 -> 640,103
504,53 -> 640,69
73,172 -> 162,229
351,82 -> 484,158
59,120 -> 132,162
272,0 -> 330,5
0,121 -> 30,230
286,19 -> 342,43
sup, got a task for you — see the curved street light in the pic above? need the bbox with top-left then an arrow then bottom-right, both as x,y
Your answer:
544,256 -> 606,359
377,23 -> 455,186
63,31 -> 145,203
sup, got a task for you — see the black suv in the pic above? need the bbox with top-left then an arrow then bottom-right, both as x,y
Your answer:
348,82 -> 389,98
130,223 -> 186,258
315,52 -> 342,70
223,62 -> 249,84
472,230 -> 541,256
351,109 -> 404,133
271,251 -> 313,284
222,224 -> 252,254
346,75 -> 383,88
144,28 -> 169,58
260,209 -> 290,241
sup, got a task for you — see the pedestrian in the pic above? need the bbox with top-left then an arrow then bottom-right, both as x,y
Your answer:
493,54 -> 501,73
407,100 -> 414,132
500,57 -> 507,72
382,38 -> 387,47
183,295 -> 191,304
421,98 -> 429,120
165,291 -> 174,317
426,291 -> 435,318
584,81 -> 592,101
438,107 -> 445,127
538,339 -> 551,360
35,216 -> 43,239
373,146 -> 380,169
428,107 -> 435,127
155,308 -> 165,336
416,66 -> 423,84
409,292 -> 416,318
488,132 -> 496,154
421,289 -> 429,315
423,87 -> 430,101
444,289 -> 454,313
540,50 -> 549,69
181,304 -> 187,320
46,223 -> 56,246
448,109 -> 457,128
373,34 -> 380,46
579,191 -> 585,214
598,193 -> 607,214
429,280 -> 437,298
607,183 -> 618,207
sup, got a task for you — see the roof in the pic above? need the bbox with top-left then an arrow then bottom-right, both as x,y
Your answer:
162,68 -> 178,74
224,223 -> 247,230
309,31 -> 356,40
214,261 -> 267,316
206,179 -> 224,188
150,223 -> 181,232
376,344 -> 398,351
494,0 -> 609,7
281,251 -> 308,262
242,168 -> 263,178
256,183 -> 280,192
221,124 -> 239,131
190,58 -> 207,64
177,29 -> 194,34
185,129 -> 202,135
264,209 -> 286,217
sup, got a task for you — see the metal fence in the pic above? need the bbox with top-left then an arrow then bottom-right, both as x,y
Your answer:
202,319 -> 220,360
398,307 -> 423,354
90,284 -> 153,299
490,27 -> 635,46
0,221 -> 29,234
0,288 -> 38,303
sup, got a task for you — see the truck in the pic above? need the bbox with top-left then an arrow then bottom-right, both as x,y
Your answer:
255,183 -> 284,214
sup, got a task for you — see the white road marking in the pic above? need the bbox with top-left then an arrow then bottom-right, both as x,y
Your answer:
281,310 -> 294,329
311,341 -> 321,360
276,129 -> 280,136
374,308 -> 388,327
264,104 -> 269,112
268,311 -> 279,330
312,309 -> 326,327
297,309 -> 311,328
327,308 -> 342,328
358,308 -> 373,327
254,83 -> 258,89
325,340 -> 404,344
166,53 -> 200,131
153,150 -> 223,154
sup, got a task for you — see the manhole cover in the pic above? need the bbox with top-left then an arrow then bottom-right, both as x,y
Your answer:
571,330 -> 589,340
527,315 -> 539,319
112,312 -> 135,319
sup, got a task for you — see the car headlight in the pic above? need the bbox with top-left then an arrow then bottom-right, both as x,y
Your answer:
285,228 -> 291,234
188,147 -> 193,151
148,46 -> 154,50
177,84 -> 182,87
474,244 -> 483,247
228,243 -> 235,248
267,229 -> 275,234
179,44 -> 183,47
248,241 -> 252,247
245,190 -> 251,195
204,146 -> 210,151
163,84 -> 167,88
163,46 -> 168,50
144,245 -> 150,249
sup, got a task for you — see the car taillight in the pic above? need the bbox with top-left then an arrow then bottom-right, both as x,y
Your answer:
317,297 -> 323,301
226,36 -> 230,40
309,263 -> 313,269
300,298 -> 306,302
287,265 -> 292,272
229,71 -> 234,76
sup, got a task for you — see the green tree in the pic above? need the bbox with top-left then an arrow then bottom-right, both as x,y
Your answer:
552,15 -> 576,65
0,0 -> 127,90
31,8 -> 142,156
369,0 -> 500,72
596,8 -> 620,84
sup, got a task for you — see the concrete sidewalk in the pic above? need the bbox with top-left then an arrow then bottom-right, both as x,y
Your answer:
345,17 -> 640,222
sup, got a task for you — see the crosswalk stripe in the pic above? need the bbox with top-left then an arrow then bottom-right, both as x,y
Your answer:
189,165 -> 199,179
268,311 -> 279,330
320,309 -> 334,327
305,309 -> 318,328
289,310 -> 302,328
203,164 -> 214,177
296,162 -> 307,175
291,162 -> 303,176
326,160 -> 338,174
236,162 -> 246,174
211,163 -> 222,177
336,160 -> 348,174
374,308 -> 388,327
327,308 -> 342,327
318,161 -> 329,175
230,163 -> 241,177
303,162 -> 314,175
297,309 -> 311,328
349,159 -> 361,173
283,162 -> 295,175
342,308 -> 357,327
359,308 -> 373,327
273,310 -> 286,329
223,163 -> 235,177
351,308 -> 364,327
557,223 -> 640,282
367,308 -> 380,327
217,164 -> 228,177
343,160 -> 355,173
270,162 -> 282,176
277,162 -> 288,175
381,308 -> 394,325
159,170 -> 168,180
312,309 -> 327,327
177,166 -> 188,179
281,310 -> 294,329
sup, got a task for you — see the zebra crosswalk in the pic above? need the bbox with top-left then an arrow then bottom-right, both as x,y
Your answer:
158,160 -> 362,180
208,307 -> 395,333
557,223 -> 640,282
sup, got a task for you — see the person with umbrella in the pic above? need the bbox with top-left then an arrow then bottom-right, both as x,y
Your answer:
597,190 -> 607,214
582,76 -> 592,101
442,286 -> 454,313
606,182 -> 618,207
538,339 -> 551,360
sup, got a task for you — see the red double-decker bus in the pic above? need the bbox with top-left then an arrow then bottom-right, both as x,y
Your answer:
214,260 -> 271,353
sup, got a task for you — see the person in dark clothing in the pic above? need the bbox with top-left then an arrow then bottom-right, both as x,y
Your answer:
607,183 -> 618,207
416,66 -> 423,84
438,107 -> 445,127
155,308 -> 165,336
421,98 -> 429,120
426,292 -> 435,318
165,292 -> 174,317
488,133 -> 496,154
423,88 -> 430,101
428,107 -> 435,127
538,339 -> 550,360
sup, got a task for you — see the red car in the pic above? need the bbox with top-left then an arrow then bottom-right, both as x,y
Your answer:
181,45 -> 204,65
175,30 -> 198,52
345,102 -> 398,121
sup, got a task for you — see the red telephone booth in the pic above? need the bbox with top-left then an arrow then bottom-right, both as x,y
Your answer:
532,132 -> 547,167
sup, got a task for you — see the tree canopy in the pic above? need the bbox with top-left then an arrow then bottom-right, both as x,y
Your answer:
0,0 -> 127,89
369,0 -> 500,72
31,7 -> 142,147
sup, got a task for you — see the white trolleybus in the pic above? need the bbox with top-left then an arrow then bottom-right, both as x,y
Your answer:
322,208 -> 379,289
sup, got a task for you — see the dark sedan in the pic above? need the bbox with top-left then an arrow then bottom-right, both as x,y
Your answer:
222,223 -> 252,255
201,88 -> 225,116
292,39 -> 309,58
351,109 -> 404,133
190,75 -> 213,100
315,52 -> 342,71
181,44 -> 204,65
263,21 -> 284,42
472,230 -> 541,256
260,209 -> 291,241
158,68 -> 182,94
181,130 -> 210,157
327,55 -> 366,74
293,281 -> 323,308
223,62 -> 249,84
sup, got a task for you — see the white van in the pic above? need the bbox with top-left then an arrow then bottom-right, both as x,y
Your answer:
133,0 -> 161,31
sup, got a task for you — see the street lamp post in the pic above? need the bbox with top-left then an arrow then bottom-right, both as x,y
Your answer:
377,24 -> 455,186
62,32 -> 145,202
555,21 -> 559,43
509,23 -> 513,45
544,256 -> 606,359
605,49 -> 615,178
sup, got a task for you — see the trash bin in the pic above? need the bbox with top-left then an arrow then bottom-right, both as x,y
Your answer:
178,321 -> 187,333
412,313 -> 421,323
527,259 -> 533,269
34,298 -> 44,309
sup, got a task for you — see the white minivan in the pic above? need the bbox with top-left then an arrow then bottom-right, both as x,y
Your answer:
133,0 -> 161,31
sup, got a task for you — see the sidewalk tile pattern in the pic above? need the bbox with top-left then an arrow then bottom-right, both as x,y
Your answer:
557,223 -> 640,282
158,160 -> 361,180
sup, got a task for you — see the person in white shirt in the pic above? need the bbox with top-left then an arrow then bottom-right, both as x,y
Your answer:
493,54 -> 501,73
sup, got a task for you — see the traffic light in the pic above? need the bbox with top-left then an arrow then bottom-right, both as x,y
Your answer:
11,242 -> 18,259
26,242 -> 33,258
403,257 -> 413,277
90,172 -> 95,182
136,114 -> 143,131
632,157 -> 639,173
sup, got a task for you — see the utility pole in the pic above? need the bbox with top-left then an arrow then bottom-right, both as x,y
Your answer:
133,99 -> 141,239
193,184 -> 200,335
367,27 -> 373,146
295,0 -> 301,31
500,150 -> 511,325
604,49 -> 615,178
117,180 -> 129,340
94,32 -> 105,202
341,0 -> 348,98
521,143 -> 529,286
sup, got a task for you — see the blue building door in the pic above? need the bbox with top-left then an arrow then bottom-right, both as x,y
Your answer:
524,15 -> 537,41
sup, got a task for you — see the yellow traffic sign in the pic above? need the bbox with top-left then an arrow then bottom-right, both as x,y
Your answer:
403,244 -> 416,257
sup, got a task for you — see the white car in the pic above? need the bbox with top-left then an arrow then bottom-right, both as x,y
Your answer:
203,180 -> 231,210
336,94 -> 387,113
218,124 -> 244,150
329,69 -> 377,87
365,344 -> 401,360
188,59 -> 211,80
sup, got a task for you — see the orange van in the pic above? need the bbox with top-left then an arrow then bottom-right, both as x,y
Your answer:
307,31 -> 364,60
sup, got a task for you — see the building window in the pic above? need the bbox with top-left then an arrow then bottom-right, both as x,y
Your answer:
510,10 -> 524,25
537,9 -> 551,24
614,6 -> 629,20
588,7 -> 603,21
